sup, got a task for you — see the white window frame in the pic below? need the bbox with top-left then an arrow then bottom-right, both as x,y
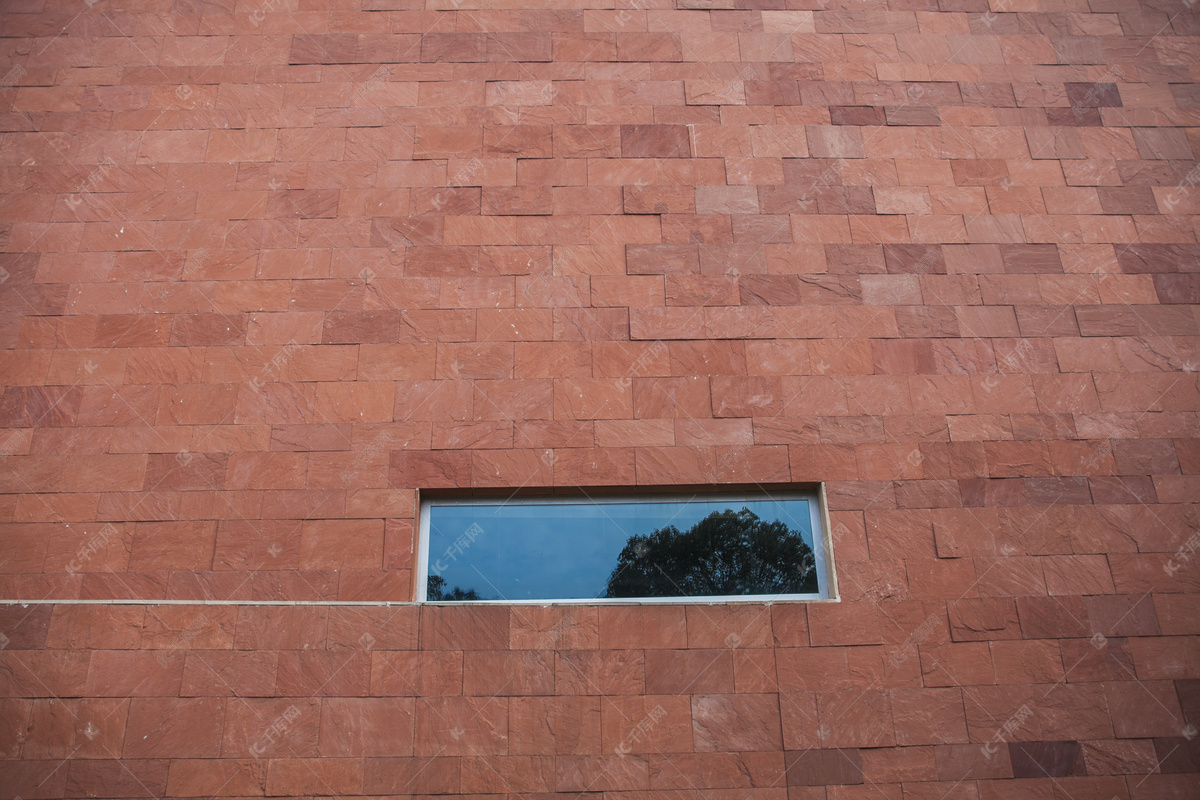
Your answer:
416,486 -> 839,604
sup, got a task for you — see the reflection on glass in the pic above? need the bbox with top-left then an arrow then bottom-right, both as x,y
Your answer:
423,495 -> 821,602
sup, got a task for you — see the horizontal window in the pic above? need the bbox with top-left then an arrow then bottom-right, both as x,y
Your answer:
418,490 -> 834,603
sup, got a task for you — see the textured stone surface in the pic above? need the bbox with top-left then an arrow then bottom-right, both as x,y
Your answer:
0,0 -> 1197,794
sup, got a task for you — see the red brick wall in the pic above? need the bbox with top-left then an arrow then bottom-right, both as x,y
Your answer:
1,0 -> 1198,796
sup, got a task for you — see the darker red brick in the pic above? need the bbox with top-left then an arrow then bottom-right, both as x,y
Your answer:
644,650 -> 735,694
0,604 -> 52,649
617,32 -> 682,61
363,756 -> 460,795
1048,106 -> 1102,125
745,80 -> 802,105
623,185 -> 695,214
1065,82 -> 1122,107
1113,439 -> 1181,475
627,244 -> 700,274
1084,595 -> 1161,637
420,605 -> 509,650
66,759 -> 170,799
785,748 -> 863,785
830,105 -> 885,125
817,186 -> 875,214
599,606 -> 687,650
0,386 -> 82,427
170,313 -> 247,346
488,33 -> 552,62
959,478 -> 1026,507
1008,741 -> 1087,777
886,106 -> 941,125
1097,186 -> 1158,215
999,244 -> 1062,273
951,160 -> 1010,186
1017,596 -> 1092,639
323,311 -> 400,344
420,33 -> 485,62
1155,735 -> 1200,774
620,125 -> 691,158
290,34 -> 359,64
482,187 -> 550,216
1153,275 -> 1200,304
1117,244 -> 1200,274
412,188 -> 481,216
1089,476 -> 1157,505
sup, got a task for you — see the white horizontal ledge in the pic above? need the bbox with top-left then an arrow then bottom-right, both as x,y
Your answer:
0,599 -> 410,606
0,597 -> 841,606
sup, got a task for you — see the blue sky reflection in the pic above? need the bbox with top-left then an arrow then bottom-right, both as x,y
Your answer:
426,496 -> 814,601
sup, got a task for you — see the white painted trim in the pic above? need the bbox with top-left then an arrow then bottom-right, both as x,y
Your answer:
0,599 -> 409,606
0,598 -> 840,606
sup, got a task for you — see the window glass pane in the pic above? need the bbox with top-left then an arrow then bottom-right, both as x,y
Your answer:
422,493 -> 826,602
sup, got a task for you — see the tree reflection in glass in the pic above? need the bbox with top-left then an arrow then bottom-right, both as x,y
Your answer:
604,508 -> 817,598
422,494 -> 825,602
